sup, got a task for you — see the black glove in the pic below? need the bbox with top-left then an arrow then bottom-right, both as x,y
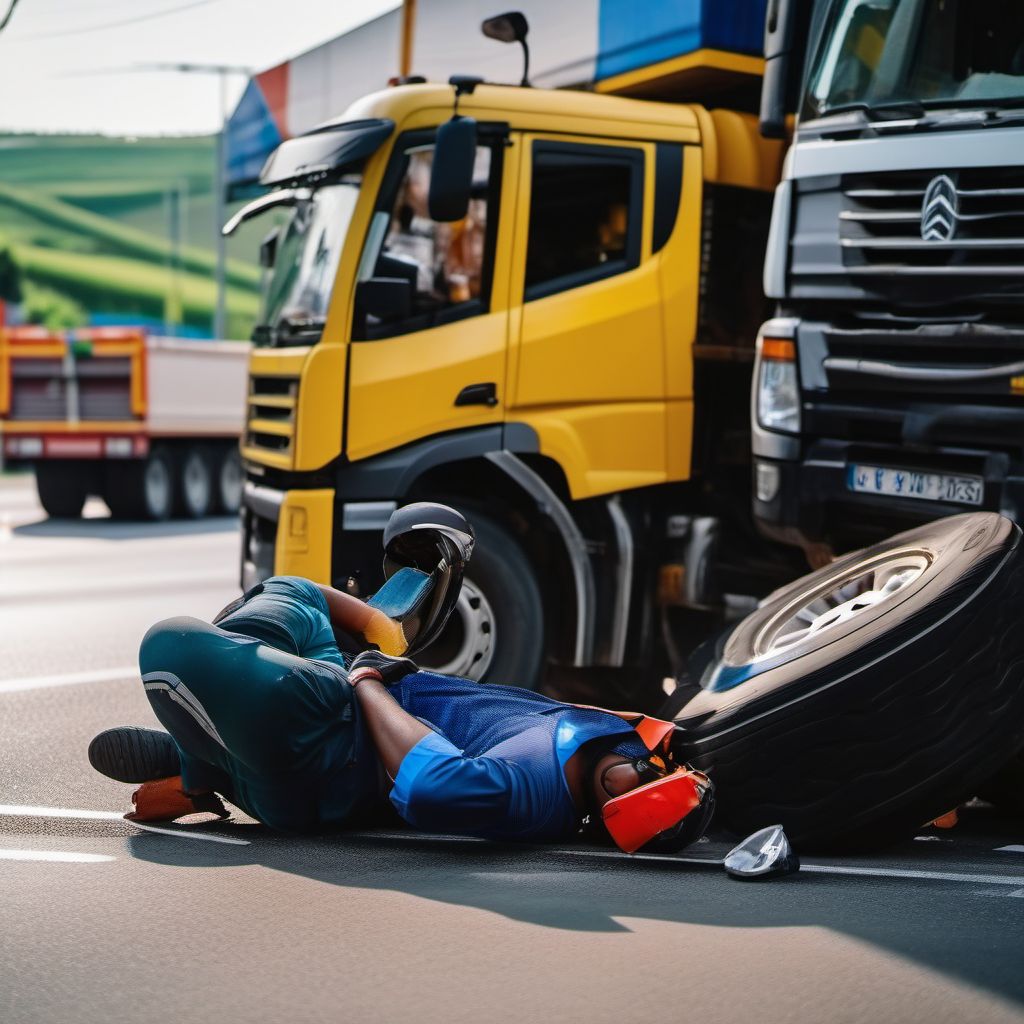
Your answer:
348,650 -> 419,687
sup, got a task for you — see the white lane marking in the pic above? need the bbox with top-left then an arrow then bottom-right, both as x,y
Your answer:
800,864 -> 1024,887
0,849 -> 115,863
0,804 -> 249,846
0,666 -> 138,695
0,568 -> 230,602
995,845 -> 1024,854
0,804 -> 123,821
126,821 -> 250,845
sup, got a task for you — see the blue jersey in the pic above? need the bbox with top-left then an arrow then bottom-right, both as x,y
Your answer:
386,673 -> 648,842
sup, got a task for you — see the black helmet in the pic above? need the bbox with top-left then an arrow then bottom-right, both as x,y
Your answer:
382,502 -> 475,654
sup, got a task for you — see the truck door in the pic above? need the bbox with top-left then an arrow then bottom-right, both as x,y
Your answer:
508,134 -> 668,497
345,128 -> 515,460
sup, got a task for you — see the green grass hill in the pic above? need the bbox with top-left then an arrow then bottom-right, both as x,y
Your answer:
0,133 -> 271,338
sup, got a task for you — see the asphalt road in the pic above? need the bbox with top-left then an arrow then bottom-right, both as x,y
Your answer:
2,472 -> 1024,1024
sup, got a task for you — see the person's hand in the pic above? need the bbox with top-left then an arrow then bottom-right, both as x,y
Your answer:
349,650 -> 419,687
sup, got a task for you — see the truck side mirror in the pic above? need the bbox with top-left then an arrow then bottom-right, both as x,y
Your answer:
355,277 -> 413,323
259,227 -> 280,269
428,116 -> 477,223
760,0 -> 807,138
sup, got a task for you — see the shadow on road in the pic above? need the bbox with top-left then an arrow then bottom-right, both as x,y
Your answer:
13,515 -> 239,541
125,823 -> 1024,1008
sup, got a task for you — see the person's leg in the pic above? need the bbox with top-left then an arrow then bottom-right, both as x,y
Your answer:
137,615 -> 366,829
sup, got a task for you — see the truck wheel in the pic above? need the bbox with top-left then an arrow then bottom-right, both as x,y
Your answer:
672,512 -> 1024,849
212,444 -> 243,515
104,447 -> 176,521
178,445 -> 212,519
416,511 -> 545,688
35,461 -> 89,519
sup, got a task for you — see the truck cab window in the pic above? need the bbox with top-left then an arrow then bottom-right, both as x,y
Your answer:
357,140 -> 497,340
524,143 -> 643,301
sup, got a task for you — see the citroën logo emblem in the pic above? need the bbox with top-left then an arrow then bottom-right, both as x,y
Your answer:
921,174 -> 958,241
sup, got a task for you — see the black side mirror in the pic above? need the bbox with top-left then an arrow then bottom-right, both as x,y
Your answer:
259,226 -> 280,269
355,277 -> 413,322
760,0 -> 811,138
481,11 -> 530,86
428,116 -> 477,223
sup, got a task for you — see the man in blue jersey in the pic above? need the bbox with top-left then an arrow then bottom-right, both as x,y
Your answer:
89,505 -> 713,855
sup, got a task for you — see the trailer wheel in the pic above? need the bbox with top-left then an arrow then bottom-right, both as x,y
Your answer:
212,444 -> 242,515
104,446 -> 176,521
36,461 -> 90,519
416,510 -> 545,688
672,513 -> 1024,849
178,445 -> 212,519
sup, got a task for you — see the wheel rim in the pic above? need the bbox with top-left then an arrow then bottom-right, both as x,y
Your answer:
145,457 -> 172,518
755,549 -> 932,658
219,450 -> 242,512
417,580 -> 495,679
183,453 -> 210,515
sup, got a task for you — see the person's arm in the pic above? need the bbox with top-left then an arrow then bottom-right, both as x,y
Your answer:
313,583 -> 408,656
350,673 -> 431,779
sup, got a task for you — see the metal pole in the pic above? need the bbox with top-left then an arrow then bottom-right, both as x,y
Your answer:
400,0 -> 417,78
213,70 -> 228,340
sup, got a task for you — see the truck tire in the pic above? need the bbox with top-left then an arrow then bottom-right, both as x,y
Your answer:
416,510 -> 545,688
36,461 -> 90,519
212,444 -> 242,515
671,513 -> 1024,850
177,445 -> 212,519
104,446 -> 176,521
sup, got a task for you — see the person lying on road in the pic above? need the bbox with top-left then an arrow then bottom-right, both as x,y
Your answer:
88,504 -> 713,855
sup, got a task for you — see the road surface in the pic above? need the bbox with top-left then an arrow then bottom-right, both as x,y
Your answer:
2,473 -> 1023,1024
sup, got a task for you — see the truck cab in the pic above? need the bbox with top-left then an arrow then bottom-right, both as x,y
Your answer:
753,0 -> 1024,558
236,75 -> 785,696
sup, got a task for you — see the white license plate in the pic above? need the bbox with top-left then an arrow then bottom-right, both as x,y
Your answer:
848,464 -> 984,506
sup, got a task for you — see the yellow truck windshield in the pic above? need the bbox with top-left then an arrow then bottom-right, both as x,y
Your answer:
256,177 -> 361,345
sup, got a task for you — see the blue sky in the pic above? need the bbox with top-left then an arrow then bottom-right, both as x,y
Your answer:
0,0 -> 398,135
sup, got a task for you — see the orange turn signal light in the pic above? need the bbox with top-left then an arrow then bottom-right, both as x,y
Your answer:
761,338 -> 796,362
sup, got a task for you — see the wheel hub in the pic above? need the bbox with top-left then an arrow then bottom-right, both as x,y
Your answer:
756,550 -> 931,658
416,579 -> 495,679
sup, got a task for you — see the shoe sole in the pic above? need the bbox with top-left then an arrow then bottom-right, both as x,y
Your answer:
88,726 -> 180,783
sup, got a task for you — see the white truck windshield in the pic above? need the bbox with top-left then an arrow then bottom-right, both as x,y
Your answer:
804,0 -> 1024,120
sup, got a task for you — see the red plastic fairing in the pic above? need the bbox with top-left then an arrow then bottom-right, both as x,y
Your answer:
601,769 -> 706,854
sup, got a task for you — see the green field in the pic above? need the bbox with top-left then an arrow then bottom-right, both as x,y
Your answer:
0,133 -> 273,337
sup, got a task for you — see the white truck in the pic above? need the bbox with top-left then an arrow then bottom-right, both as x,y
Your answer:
0,326 -> 249,520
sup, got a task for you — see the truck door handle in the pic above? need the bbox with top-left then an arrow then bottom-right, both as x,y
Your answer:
455,383 -> 498,407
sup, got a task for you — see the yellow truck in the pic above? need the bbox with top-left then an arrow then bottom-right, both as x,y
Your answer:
232,22 -> 790,697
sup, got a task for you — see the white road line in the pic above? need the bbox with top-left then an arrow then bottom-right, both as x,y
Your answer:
995,845 -> 1024,854
0,666 -> 138,695
0,804 -> 122,820
800,863 -> 1024,887
0,804 -> 250,846
0,568 -> 231,603
126,821 -> 250,845
0,849 -> 115,863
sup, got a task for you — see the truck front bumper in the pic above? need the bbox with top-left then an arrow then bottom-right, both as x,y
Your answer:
241,479 -> 395,592
753,439 -> 1024,552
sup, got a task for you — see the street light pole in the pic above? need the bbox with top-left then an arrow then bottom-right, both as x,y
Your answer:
139,62 -> 249,339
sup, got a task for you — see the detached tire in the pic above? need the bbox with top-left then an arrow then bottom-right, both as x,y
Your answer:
672,513 -> 1024,849
416,510 -> 545,688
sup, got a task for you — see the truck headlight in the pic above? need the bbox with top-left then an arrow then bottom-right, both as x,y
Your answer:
756,338 -> 800,434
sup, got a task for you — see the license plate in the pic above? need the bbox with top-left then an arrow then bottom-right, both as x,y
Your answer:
848,464 -> 984,506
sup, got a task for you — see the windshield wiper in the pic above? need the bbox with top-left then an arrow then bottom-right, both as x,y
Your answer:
251,316 -> 325,347
222,187 -> 311,237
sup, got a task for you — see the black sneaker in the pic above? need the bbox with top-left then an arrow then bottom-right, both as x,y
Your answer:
88,726 -> 181,783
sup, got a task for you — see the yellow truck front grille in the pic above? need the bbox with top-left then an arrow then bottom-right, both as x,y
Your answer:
244,374 -> 299,468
